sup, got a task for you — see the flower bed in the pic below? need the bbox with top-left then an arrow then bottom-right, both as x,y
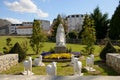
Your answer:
44,53 -> 71,59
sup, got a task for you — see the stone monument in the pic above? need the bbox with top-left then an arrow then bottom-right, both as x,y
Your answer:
55,24 -> 66,53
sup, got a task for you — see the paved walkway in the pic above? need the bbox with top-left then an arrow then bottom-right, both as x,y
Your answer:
0,75 -> 120,80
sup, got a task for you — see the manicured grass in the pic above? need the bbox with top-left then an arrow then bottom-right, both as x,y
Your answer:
0,36 -> 119,75
0,36 -> 102,54
0,58 -> 118,76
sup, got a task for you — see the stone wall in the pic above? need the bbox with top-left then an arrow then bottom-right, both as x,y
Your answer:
106,53 -> 120,74
0,54 -> 18,72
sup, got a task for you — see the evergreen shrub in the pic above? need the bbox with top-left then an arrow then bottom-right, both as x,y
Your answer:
9,42 -> 26,62
100,39 -> 116,61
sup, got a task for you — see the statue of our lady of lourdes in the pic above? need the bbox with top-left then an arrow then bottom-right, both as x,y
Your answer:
56,24 -> 66,47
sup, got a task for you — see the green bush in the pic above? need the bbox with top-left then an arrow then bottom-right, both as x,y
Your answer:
100,39 -> 116,61
49,47 -> 55,53
9,42 -> 26,62
68,31 -> 78,39
66,47 -> 72,53
3,38 -> 12,54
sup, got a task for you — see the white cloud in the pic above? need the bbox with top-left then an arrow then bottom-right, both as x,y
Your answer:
4,0 -> 48,18
5,18 -> 22,24
36,9 -> 49,18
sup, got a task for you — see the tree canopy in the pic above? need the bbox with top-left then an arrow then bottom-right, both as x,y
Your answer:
90,6 -> 109,39
51,14 -> 68,37
109,3 -> 120,40
81,15 -> 96,55
30,20 -> 47,54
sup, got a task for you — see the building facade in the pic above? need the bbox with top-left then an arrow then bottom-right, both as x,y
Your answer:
9,24 -> 22,34
16,26 -> 32,35
67,14 -> 84,32
9,20 -> 50,35
0,19 -> 11,35
38,20 -> 50,31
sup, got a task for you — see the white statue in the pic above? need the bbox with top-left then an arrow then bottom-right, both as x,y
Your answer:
90,54 -> 94,66
33,55 -> 45,66
22,57 -> 34,75
56,24 -> 66,47
85,54 -> 95,71
73,58 -> 83,76
46,62 -> 57,75
86,57 -> 93,71
70,54 -> 75,66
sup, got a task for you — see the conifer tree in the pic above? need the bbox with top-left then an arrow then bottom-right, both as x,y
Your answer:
109,2 -> 120,40
91,6 -> 109,39
30,20 -> 47,54
81,15 -> 96,55
51,14 -> 67,37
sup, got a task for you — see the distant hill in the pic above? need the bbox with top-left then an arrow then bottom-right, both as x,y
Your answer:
0,19 -> 11,27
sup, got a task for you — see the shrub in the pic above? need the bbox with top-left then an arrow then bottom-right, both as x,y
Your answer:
49,47 -> 55,53
9,42 -> 26,62
68,31 -> 78,39
100,39 -> 116,61
3,38 -> 12,54
44,53 -> 71,59
66,47 -> 72,53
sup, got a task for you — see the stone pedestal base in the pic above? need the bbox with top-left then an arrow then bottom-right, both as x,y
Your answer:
85,67 -> 96,72
55,46 -> 66,53
74,73 -> 84,76
22,71 -> 34,75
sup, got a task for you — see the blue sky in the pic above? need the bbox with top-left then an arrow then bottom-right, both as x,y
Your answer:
0,0 -> 119,23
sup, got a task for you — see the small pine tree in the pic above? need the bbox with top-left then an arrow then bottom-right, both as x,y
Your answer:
100,38 -> 116,61
9,42 -> 26,62
81,15 -> 96,55
30,20 -> 47,54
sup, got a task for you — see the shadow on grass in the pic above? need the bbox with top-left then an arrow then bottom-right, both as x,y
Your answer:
94,60 -> 119,75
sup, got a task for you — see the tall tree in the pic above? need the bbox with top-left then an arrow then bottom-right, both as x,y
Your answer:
51,14 -> 68,37
91,6 -> 109,39
109,2 -> 120,40
30,20 -> 47,54
81,15 -> 96,55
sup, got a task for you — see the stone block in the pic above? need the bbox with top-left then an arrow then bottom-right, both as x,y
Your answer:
54,46 -> 66,53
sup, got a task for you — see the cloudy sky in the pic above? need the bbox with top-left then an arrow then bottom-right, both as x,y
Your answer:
0,0 -> 119,23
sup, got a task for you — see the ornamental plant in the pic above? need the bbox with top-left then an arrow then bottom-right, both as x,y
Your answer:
44,53 -> 71,59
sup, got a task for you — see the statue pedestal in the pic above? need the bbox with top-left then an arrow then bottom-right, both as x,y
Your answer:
55,46 -> 66,53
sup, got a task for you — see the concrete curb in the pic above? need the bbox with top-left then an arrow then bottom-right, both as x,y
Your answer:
0,75 -> 120,80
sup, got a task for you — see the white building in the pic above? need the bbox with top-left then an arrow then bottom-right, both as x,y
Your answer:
9,24 -> 22,34
67,14 -> 84,32
38,20 -> 50,31
16,26 -> 32,35
22,22 -> 33,26
9,20 -> 50,35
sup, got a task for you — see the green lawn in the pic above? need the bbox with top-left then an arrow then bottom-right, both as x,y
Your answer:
0,36 -> 102,55
0,36 -> 119,75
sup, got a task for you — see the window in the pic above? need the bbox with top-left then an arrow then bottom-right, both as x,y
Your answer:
81,15 -> 83,17
76,15 -> 79,17
72,15 -> 75,17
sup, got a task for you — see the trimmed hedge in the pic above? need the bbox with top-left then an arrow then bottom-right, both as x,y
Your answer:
9,42 -> 26,62
100,39 -> 116,61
